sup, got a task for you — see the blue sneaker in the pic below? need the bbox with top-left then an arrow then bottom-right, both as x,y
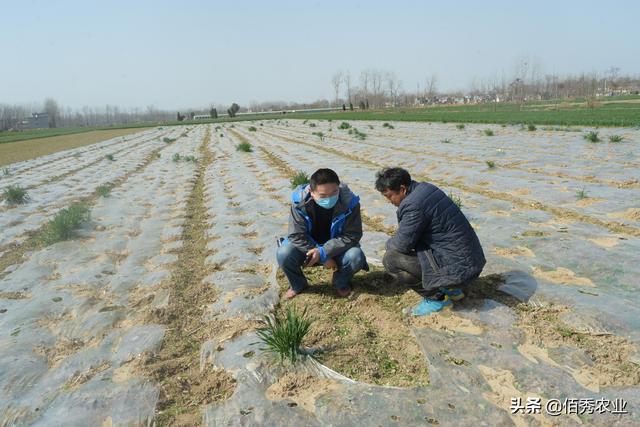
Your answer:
440,287 -> 465,301
411,296 -> 452,316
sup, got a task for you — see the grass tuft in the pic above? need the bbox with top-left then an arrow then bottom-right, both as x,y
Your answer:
576,188 -> 588,200
312,131 -> 325,141
163,137 -> 176,144
256,305 -> 313,363
609,135 -> 624,143
484,129 -> 494,136
449,192 -> 463,209
583,131 -> 600,143
456,123 -> 465,130
248,126 -> 257,132
338,122 -> 351,130
486,160 -> 496,169
236,142 -> 253,152
42,203 -> 91,245
105,154 -> 115,161
3,185 -> 29,204
96,184 -> 112,198
527,124 -> 537,131
290,171 -> 310,189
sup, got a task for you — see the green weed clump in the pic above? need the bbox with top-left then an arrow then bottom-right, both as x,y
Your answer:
42,203 -> 91,244
256,305 -> 313,363
441,139 -> 452,144
338,122 -> 351,130
308,122 -> 317,127
484,129 -> 494,136
456,123 -> 465,130
576,188 -> 588,200
248,126 -> 257,132
348,128 -> 367,140
290,171 -> 310,189
172,153 -> 182,162
236,142 -> 253,152
583,131 -> 600,143
105,154 -> 115,161
486,160 -> 496,169
382,122 -> 395,129
3,185 -> 29,204
609,135 -> 624,143
96,184 -> 112,198
312,131 -> 325,141
163,137 -> 176,144
527,124 -> 537,131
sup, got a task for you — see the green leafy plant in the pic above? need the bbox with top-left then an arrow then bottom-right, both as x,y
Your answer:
163,137 -> 176,144
3,185 -> 29,204
183,155 -> 198,163
527,124 -> 537,131
609,135 -> 624,143
290,171 -> 310,189
382,122 -> 395,129
256,305 -> 313,363
456,124 -> 465,130
236,142 -> 253,152
349,128 -> 367,140
96,184 -> 112,198
576,188 -> 588,200
308,122 -> 317,127
2,167 -> 10,176
172,153 -> 182,162
248,126 -> 257,132
583,131 -> 600,143
105,154 -> 115,161
484,129 -> 494,136
486,160 -> 496,169
312,131 -> 325,141
42,203 -> 91,244
338,122 -> 351,130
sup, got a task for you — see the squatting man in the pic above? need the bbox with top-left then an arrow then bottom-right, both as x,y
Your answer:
276,167 -> 485,316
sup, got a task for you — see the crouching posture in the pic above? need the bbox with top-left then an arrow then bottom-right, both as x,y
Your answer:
277,168 -> 368,299
376,167 -> 486,316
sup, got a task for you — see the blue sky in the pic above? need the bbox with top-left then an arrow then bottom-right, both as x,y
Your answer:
1,0 -> 638,110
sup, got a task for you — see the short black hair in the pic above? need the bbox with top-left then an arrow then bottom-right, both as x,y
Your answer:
375,167 -> 411,192
309,168 -> 340,190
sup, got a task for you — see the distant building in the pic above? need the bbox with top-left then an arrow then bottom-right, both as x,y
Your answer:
193,114 -> 211,120
21,112 -> 49,129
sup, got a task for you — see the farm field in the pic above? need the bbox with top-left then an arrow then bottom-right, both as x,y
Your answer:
1,120 -> 639,425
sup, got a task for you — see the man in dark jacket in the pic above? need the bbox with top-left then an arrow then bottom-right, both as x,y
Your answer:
277,168 -> 367,299
376,167 -> 486,316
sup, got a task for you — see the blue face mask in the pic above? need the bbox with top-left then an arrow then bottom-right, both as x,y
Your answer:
315,194 -> 339,209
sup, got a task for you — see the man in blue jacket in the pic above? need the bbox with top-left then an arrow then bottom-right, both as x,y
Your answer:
376,167 -> 486,316
277,168 -> 367,299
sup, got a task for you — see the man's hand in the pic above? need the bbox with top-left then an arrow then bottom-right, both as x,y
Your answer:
323,258 -> 338,272
305,248 -> 321,267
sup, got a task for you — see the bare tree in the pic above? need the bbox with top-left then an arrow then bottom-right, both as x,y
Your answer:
343,71 -> 352,104
331,71 -> 343,106
359,70 -> 370,104
43,98 -> 59,128
425,74 -> 438,99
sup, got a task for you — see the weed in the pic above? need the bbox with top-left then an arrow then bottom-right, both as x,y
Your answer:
312,131 -> 325,141
527,124 -> 537,131
105,154 -> 115,161
338,122 -> 351,130
172,153 -> 182,162
576,188 -> 588,200
484,129 -> 494,136
441,139 -> 452,144
3,185 -> 29,204
256,305 -> 313,363
309,123 -> 317,127
42,203 -> 91,244
163,137 -> 176,144
486,160 -> 496,169
290,171 -> 309,189
449,192 -> 463,209
236,142 -> 253,152
96,184 -> 112,198
583,131 -> 600,143
383,122 -> 395,129
456,123 -> 465,130
248,126 -> 257,132
2,168 -> 10,176
609,135 -> 624,143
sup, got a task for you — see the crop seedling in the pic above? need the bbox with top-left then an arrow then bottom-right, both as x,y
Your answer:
609,135 -> 623,143
484,129 -> 494,136
3,185 -> 29,204
256,305 -> 313,363
42,203 -> 91,245
248,126 -> 257,132
290,171 -> 310,189
105,154 -> 115,161
338,122 -> 351,130
576,188 -> 588,200
456,124 -> 465,130
486,160 -> 496,169
236,142 -> 253,152
527,124 -> 537,131
583,131 -> 600,143
382,122 -> 395,129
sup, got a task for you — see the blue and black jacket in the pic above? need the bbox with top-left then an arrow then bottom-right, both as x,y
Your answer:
287,183 -> 365,264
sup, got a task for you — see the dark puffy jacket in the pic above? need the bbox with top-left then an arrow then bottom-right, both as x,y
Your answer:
386,181 -> 485,289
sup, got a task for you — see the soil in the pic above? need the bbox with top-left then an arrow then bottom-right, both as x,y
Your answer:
265,372 -> 340,413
